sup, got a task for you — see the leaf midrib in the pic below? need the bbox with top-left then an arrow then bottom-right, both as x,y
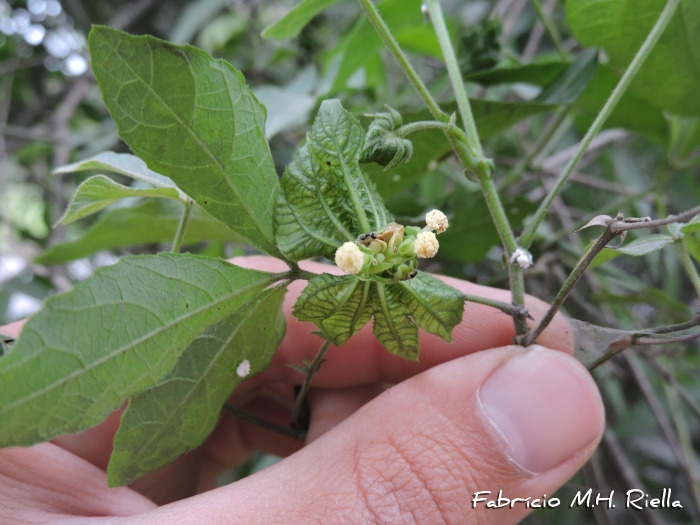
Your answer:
100,33 -> 275,251
0,276 -> 273,413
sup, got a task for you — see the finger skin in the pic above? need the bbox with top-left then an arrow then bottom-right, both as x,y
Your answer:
116,346 -> 605,525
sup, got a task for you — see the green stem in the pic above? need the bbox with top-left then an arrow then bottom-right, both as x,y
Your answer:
291,339 -> 332,428
357,0 -> 448,122
530,0 -> 567,59
223,404 -> 306,441
397,120 -> 455,137
524,229 -> 618,345
518,0 -> 681,250
676,239 -> 700,297
171,199 -> 193,254
425,0 -> 482,157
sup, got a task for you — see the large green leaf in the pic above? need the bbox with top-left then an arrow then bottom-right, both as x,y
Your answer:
37,200 -> 244,265
367,100 -> 557,197
566,0 -> 700,116
0,254 -> 278,446
294,272 -> 464,361
54,152 -> 184,197
262,0 -> 340,40
275,99 -> 391,261
57,175 -> 181,226
107,285 -> 286,486
89,26 -> 281,257
572,64 -> 668,145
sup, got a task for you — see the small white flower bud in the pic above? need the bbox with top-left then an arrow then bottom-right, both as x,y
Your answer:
425,209 -> 449,234
236,359 -> 251,378
414,231 -> 439,258
335,242 -> 365,274
509,247 -> 533,269
421,3 -> 429,15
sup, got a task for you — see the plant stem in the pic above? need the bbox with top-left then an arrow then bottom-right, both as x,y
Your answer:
171,199 -> 192,254
524,229 -> 618,345
425,0 -> 482,157
518,0 -> 681,249
291,339 -> 332,428
676,239 -> 700,297
397,120 -> 456,137
357,0 -> 448,123
223,404 -> 306,441
611,205 -> 700,233
530,0 -> 567,59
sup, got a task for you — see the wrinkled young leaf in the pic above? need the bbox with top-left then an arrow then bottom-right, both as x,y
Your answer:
89,26 -> 281,257
293,274 -> 373,345
107,285 -> 287,486
566,0 -> 700,116
294,272 -> 464,361
54,152 -> 183,197
275,99 -> 391,261
37,200 -> 244,265
57,175 -> 181,226
366,100 -> 557,197
0,254 -> 277,446
263,0 -> 340,40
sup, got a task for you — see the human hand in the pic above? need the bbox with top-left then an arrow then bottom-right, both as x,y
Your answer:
0,256 -> 603,525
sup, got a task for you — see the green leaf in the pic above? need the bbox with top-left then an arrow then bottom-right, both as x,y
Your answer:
669,116 -> 700,168
464,58 -> 570,87
373,282 -> 420,361
681,215 -> 700,234
686,232 -> 700,262
293,274 -> 373,345
293,272 -> 464,361
107,285 -> 286,486
57,175 -> 181,226
262,0 -> 340,40
54,152 -> 184,197
275,99 -> 391,261
618,234 -> 674,256
394,273 -> 465,343
572,64 -> 668,145
566,0 -> 700,116
0,254 -> 278,447
89,26 -> 281,257
36,199 -> 244,265
366,100 -> 557,197
534,48 -> 598,105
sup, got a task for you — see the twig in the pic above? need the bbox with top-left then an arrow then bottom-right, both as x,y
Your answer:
610,206 -> 700,234
530,0 -> 567,58
291,339 -> 332,429
223,404 -> 306,441
523,229 -> 618,345
518,0 -> 681,249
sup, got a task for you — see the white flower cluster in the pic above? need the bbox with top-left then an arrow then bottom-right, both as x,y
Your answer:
414,232 -> 439,258
236,359 -> 251,378
425,209 -> 449,234
335,242 -> 365,274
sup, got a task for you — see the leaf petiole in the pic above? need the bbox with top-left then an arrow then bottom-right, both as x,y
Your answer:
171,199 -> 193,254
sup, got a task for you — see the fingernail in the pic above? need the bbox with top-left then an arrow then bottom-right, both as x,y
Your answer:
478,346 -> 602,473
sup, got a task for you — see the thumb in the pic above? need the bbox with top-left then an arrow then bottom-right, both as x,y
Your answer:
132,345 -> 604,525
